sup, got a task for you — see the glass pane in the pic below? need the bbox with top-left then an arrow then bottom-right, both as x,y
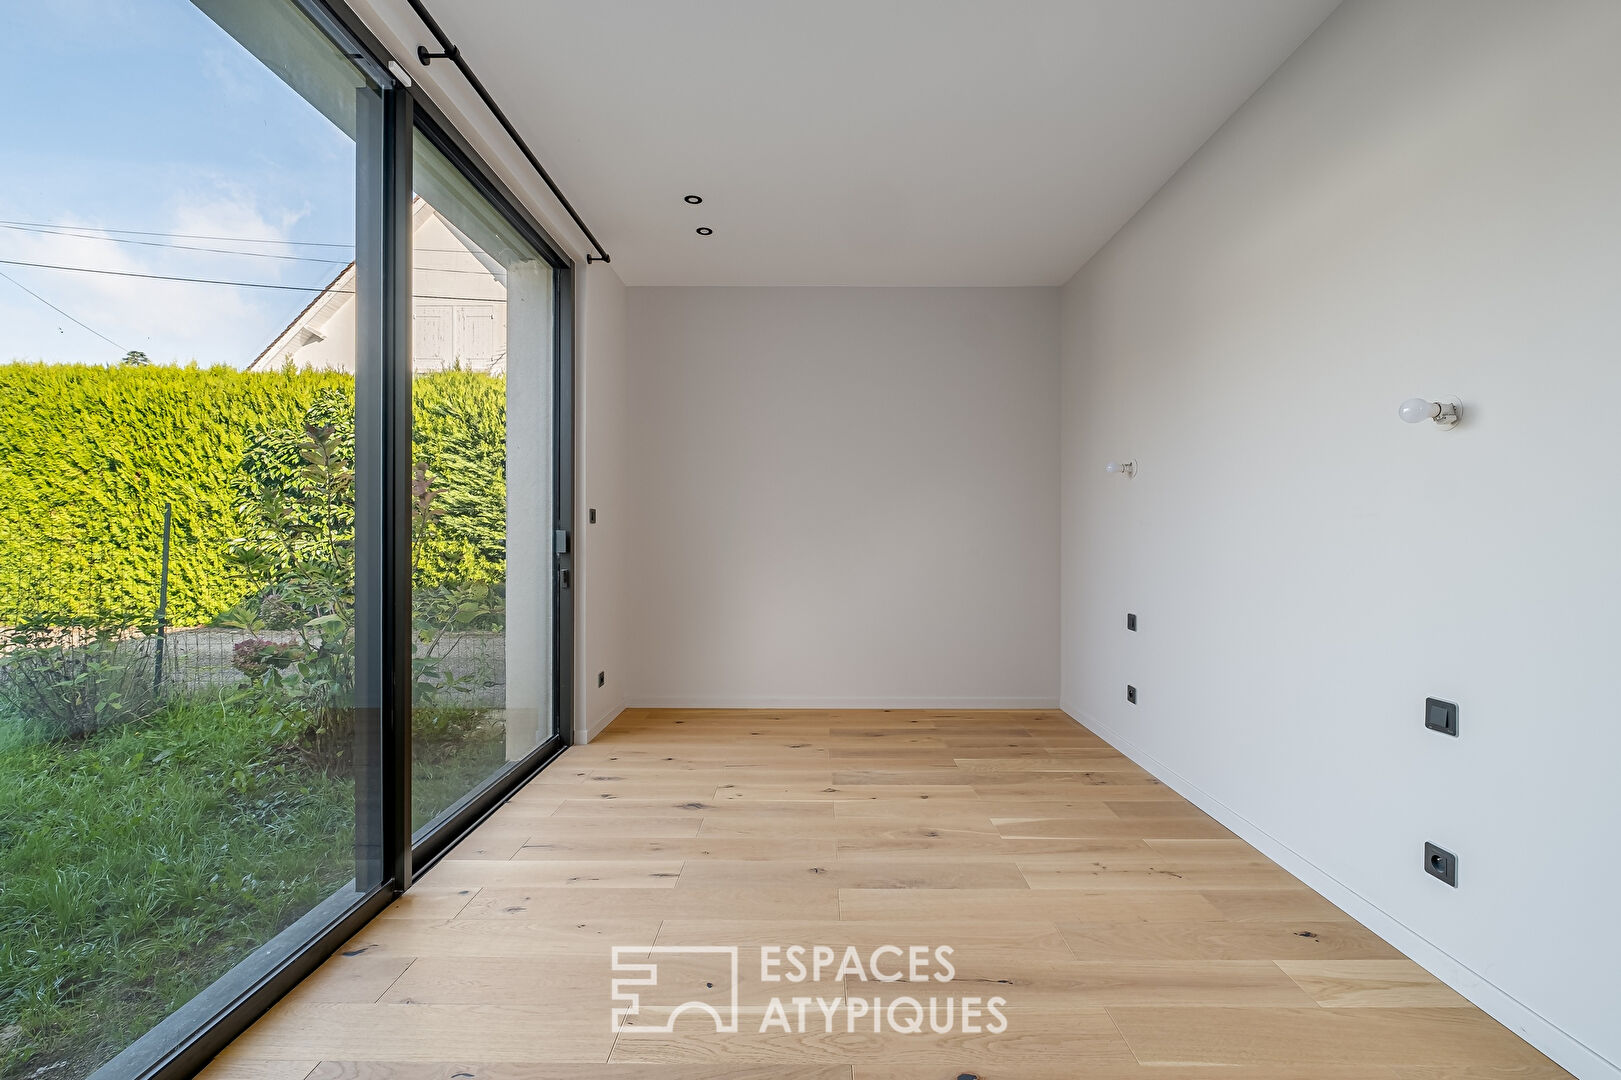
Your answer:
408,131 -> 556,833
0,2 -> 377,1077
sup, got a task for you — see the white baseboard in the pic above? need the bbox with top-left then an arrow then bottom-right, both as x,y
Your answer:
626,696 -> 1060,710
582,702 -> 624,743
1065,702 -> 1616,1080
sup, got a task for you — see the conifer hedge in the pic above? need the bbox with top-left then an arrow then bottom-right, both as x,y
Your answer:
0,362 -> 506,626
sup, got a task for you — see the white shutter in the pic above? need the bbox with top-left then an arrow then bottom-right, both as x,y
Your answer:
413,304 -> 451,371
456,305 -> 497,371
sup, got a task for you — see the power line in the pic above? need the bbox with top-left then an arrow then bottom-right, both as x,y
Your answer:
0,217 -> 354,250
0,220 -> 505,276
0,221 -> 349,266
0,217 -> 511,260
0,268 -> 127,352
0,256 -> 510,304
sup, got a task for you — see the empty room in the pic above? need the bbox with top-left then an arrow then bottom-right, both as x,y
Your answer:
1,1 -> 1616,1079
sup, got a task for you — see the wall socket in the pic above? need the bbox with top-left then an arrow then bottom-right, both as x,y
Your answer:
1126,684 -> 1137,704
1424,842 -> 1457,887
1126,612 -> 1137,631
597,671 -> 605,688
589,508 -> 597,524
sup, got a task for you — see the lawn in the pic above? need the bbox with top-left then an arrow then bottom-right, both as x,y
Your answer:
411,716 -> 509,833
0,693 -> 505,1080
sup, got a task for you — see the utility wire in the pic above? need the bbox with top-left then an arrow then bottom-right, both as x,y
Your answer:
0,217 -> 355,250
0,256 -> 511,304
0,268 -> 127,352
0,221 -> 350,266
1,221 -> 503,274
0,218 -> 507,260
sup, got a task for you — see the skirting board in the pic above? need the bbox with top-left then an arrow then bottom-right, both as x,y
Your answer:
582,702 -> 624,744
1066,704 -> 1616,1080
627,696 -> 1061,709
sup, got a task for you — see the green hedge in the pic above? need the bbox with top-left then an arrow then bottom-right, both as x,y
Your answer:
412,370 -> 509,588
0,363 -> 506,626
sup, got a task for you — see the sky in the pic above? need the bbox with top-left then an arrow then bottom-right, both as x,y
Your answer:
0,0 -> 358,369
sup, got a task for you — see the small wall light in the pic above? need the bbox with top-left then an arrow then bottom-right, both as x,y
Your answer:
1399,397 -> 1462,428
1105,460 -> 1136,478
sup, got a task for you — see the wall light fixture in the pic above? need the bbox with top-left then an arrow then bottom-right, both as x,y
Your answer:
1399,397 -> 1462,428
1105,460 -> 1136,478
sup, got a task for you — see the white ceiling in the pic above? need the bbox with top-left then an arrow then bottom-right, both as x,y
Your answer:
363,0 -> 1339,286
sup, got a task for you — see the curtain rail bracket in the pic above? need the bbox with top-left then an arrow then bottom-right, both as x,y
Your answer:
416,44 -> 458,65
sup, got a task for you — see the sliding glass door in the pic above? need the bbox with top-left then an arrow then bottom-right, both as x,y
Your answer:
0,3 -> 384,1078
0,3 -> 571,1079
406,130 -> 564,832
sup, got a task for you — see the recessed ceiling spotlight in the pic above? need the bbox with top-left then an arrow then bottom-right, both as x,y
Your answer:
684,195 -> 703,204
695,227 -> 713,236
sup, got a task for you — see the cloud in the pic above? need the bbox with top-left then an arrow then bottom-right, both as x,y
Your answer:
2,187 -> 341,367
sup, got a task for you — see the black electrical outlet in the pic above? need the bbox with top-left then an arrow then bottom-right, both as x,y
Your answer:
589,508 -> 597,524
1126,613 -> 1137,631
1425,697 -> 1458,737
597,671 -> 605,688
1126,684 -> 1137,704
1424,842 -> 1457,887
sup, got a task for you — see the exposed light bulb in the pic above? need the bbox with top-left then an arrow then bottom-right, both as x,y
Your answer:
1399,397 -> 1462,428
1104,460 -> 1136,478
1399,398 -> 1438,424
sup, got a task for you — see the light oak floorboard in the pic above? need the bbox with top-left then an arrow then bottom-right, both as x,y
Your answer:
455,886 -> 843,921
207,709 -> 1568,1078
1276,958 -> 1473,1007
609,1005 -> 1133,1066
838,887 -> 1228,923
1107,1006 -> 1557,1067
1059,918 -> 1404,961
306,1067 -> 851,1080
196,1056 -> 319,1080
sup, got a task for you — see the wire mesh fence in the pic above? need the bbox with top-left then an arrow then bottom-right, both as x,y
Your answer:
150,625 -> 507,706
0,524 -> 508,719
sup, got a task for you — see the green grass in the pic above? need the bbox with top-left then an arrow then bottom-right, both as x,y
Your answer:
0,696 -> 352,1080
411,713 -> 508,832
0,696 -> 510,1080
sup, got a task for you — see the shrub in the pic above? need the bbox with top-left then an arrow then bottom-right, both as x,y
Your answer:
0,362 -> 509,628
0,626 -> 158,739
0,362 -> 353,627
412,371 -> 508,586
230,639 -> 305,680
221,413 -> 360,772
222,397 -> 503,771
413,704 -> 498,749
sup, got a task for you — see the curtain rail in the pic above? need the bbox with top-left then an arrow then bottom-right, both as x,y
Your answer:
405,0 -> 612,265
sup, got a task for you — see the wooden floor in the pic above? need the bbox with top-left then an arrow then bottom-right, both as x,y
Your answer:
204,709 -> 1569,1080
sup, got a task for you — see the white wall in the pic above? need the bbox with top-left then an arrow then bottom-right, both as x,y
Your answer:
627,286 -> 1060,708
1059,2 -> 1621,1077
502,259 -> 554,757
575,264 -> 630,741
